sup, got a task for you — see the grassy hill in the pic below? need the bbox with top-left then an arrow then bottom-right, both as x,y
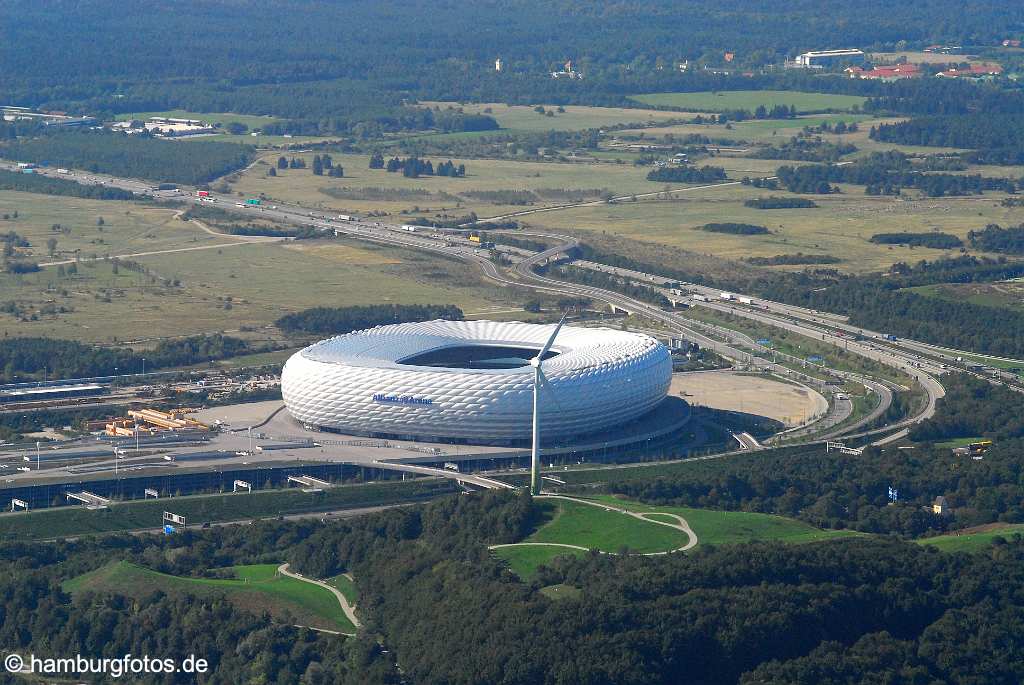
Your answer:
493,494 -> 856,579
64,561 -> 354,633
917,524 -> 1024,553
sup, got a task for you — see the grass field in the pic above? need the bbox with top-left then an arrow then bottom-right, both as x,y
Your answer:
524,187 -> 1021,273
230,151 -> 662,219
583,495 -> 856,546
493,493 -> 854,579
526,498 -> 689,553
917,524 -> 1024,553
933,436 -> 985,449
0,190 -> 208,260
418,102 -> 691,133
324,574 -> 358,606
628,91 -> 867,113
613,113 -> 896,148
0,479 -> 455,541
65,561 -> 355,632
493,545 -> 589,579
0,220 -> 509,342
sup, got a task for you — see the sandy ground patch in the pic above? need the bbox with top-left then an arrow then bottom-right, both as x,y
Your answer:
671,370 -> 827,427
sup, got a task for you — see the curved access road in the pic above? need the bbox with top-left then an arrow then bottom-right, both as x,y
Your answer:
490,494 -> 696,558
278,563 -> 360,632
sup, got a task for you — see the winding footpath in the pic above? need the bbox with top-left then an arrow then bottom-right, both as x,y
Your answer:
490,494 -> 698,557
278,563 -> 360,633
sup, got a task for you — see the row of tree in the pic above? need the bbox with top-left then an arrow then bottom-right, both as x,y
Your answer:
371,154 -> 466,178
0,334 -> 254,382
869,232 -> 963,249
0,130 -> 254,185
646,165 -> 726,183
0,168 -> 135,200
967,224 -> 1024,255
275,304 -> 464,335
777,152 -> 1018,197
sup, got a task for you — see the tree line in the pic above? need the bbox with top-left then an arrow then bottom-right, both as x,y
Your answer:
275,304 -> 464,335
646,165 -> 726,183
967,224 -> 1024,255
776,152 -> 1018,197
744,196 -> 817,209
0,334 -> 255,382
605,436 -> 1024,536
0,168 -> 136,200
909,373 -> 1024,442
871,113 -> 1024,161
869,232 -> 963,249
375,155 -> 466,178
702,222 -> 769,235
538,263 -> 671,307
0,130 -> 254,185
750,138 -> 856,162
759,268 -> 1024,357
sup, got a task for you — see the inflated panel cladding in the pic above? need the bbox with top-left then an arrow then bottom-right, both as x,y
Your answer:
281,320 -> 671,440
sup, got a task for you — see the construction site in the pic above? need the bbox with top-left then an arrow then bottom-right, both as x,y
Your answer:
101,408 -> 209,437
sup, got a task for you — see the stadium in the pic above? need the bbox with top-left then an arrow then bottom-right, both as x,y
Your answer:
281,320 -> 673,444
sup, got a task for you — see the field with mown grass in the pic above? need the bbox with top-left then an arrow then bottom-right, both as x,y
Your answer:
65,561 -> 355,632
628,90 -> 867,113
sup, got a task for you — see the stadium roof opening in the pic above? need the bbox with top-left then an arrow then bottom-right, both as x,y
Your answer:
397,344 -> 559,370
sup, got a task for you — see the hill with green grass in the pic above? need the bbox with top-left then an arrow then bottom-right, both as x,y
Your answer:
64,561 -> 354,633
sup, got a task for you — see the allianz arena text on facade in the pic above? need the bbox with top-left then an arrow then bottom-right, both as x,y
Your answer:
281,320 -> 672,443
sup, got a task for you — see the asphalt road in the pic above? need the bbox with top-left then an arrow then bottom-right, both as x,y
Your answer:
0,158 -> 966,443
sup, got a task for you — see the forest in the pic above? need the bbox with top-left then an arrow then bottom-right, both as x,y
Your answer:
908,373 -> 1024,442
745,253 -> 841,266
4,485 -> 1023,685
0,169 -> 136,200
275,304 -> 465,335
540,264 -> 671,307
743,196 -> 818,209
0,334 -> 257,382
750,139 -> 856,162
967,224 -> 1024,254
776,152 -> 1018,196
0,1 -> 1020,142
646,165 -> 727,183
606,436 -> 1024,535
869,232 -> 964,249
760,269 -> 1024,357
702,222 -> 770,235
0,131 -> 254,185
871,113 -> 1024,159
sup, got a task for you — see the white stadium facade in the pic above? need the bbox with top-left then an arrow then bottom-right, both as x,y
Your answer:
281,320 -> 673,444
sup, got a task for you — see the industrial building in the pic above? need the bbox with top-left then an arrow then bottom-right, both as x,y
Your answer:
281,320 -> 672,444
791,49 -> 865,69
0,383 -> 107,404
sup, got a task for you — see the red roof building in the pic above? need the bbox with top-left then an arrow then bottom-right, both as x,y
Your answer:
936,63 -> 1003,78
846,63 -> 920,80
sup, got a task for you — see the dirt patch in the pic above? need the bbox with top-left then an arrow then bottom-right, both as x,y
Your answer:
671,370 -> 827,427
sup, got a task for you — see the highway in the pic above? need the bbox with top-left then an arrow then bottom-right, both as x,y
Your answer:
1,158 -> 977,443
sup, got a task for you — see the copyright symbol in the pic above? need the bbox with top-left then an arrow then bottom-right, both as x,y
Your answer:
4,653 -> 23,672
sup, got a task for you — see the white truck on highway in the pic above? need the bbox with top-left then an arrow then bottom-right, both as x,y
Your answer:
720,292 -> 735,301
400,224 -> 420,232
